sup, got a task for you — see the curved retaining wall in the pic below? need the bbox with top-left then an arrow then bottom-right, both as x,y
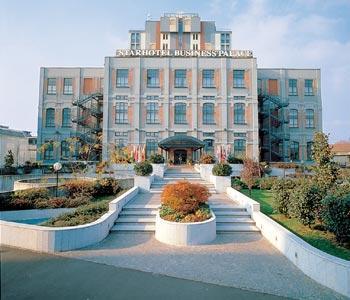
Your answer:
155,211 -> 216,246
0,187 -> 139,253
226,187 -> 350,298
0,208 -> 73,221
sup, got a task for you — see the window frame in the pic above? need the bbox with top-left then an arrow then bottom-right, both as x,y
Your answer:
234,139 -> 246,157
62,108 -> 71,128
115,102 -> 128,124
45,108 -> 55,128
47,78 -> 57,95
116,69 -> 129,87
44,141 -> 54,160
202,69 -> 215,88
289,109 -> 298,128
202,103 -> 215,124
305,109 -> 315,128
233,70 -> 245,88
234,103 -> 246,124
146,139 -> 158,158
288,79 -> 298,96
174,69 -> 187,88
147,69 -> 160,88
290,141 -> 300,160
63,78 -> 73,95
146,102 -> 159,124
174,103 -> 187,124
304,79 -> 314,96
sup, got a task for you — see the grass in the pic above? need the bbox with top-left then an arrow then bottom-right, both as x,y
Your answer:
242,189 -> 350,261
42,190 -> 126,227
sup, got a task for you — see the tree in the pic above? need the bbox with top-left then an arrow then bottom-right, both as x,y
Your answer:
312,132 -> 339,192
240,158 -> 260,195
4,150 -> 14,168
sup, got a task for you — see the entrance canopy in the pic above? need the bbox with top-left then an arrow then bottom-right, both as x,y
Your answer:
158,135 -> 205,151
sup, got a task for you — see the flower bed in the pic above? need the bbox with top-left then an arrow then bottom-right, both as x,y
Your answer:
155,181 -> 216,245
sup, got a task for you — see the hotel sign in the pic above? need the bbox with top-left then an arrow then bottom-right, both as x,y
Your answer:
115,49 -> 253,58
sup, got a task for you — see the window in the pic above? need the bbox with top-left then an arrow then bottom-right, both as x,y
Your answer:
234,96 -> 245,101
44,141 -> 54,160
147,69 -> 159,88
304,79 -> 313,96
115,102 -> 128,124
203,132 -> 215,137
220,33 -> 230,50
174,96 -> 187,100
203,96 -> 215,101
203,103 -> 215,124
233,70 -> 245,88
115,131 -> 128,137
45,108 -> 55,127
130,32 -> 140,50
174,132 -> 186,136
305,109 -> 314,128
146,139 -> 158,158
289,109 -> 298,128
307,141 -> 313,161
116,69 -> 129,87
47,78 -> 56,95
204,139 -> 214,154
61,141 -> 70,159
63,78 -> 73,95
234,139 -> 246,157
174,103 -> 187,124
146,102 -> 159,124
234,103 -> 245,124
257,79 -> 262,95
28,138 -> 37,145
162,33 -> 168,40
146,132 -> 159,137
116,95 -> 128,100
115,138 -> 127,149
162,43 -> 168,50
193,44 -> 198,50
234,132 -> 247,137
62,108 -> 71,127
290,141 -> 299,160
146,95 -> 159,101
202,70 -> 215,88
193,33 -> 198,40
174,69 -> 187,88
289,79 -> 297,96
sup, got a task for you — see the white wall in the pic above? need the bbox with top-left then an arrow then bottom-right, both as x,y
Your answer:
226,187 -> 350,298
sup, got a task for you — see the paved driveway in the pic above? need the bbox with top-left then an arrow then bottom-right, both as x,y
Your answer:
1,246 -> 287,300
59,232 -> 345,299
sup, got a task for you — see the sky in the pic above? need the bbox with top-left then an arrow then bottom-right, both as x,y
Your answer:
0,0 -> 349,142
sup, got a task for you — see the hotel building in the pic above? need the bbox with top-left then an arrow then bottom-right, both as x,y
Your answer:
37,13 -> 322,164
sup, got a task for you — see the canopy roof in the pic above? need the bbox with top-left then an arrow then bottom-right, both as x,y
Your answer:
158,135 -> 205,151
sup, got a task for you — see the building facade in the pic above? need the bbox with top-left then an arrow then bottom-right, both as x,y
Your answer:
37,13 -> 322,164
0,125 -> 37,167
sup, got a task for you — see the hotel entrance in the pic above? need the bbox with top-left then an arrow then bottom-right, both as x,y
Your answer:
158,135 -> 205,164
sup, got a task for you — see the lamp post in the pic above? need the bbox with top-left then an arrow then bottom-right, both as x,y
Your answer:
53,162 -> 62,197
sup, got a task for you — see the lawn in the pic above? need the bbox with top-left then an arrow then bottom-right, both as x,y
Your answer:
242,189 -> 350,261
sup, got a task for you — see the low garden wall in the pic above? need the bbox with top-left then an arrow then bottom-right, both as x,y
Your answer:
226,187 -> 350,298
0,186 -> 139,253
155,211 -> 216,246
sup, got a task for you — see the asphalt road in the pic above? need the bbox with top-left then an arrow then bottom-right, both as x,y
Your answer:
1,246 -> 288,300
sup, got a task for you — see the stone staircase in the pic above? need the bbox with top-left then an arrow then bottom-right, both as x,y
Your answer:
111,167 -> 259,233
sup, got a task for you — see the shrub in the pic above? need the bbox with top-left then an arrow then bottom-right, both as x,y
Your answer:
199,154 -> 215,164
226,155 -> 243,164
93,178 -> 120,196
240,158 -> 261,194
62,179 -> 95,198
259,177 -> 278,190
186,158 -> 194,165
149,154 -> 165,164
11,198 -> 36,210
271,179 -> 296,216
66,196 -> 91,208
289,181 -> 322,227
271,162 -> 297,169
212,163 -> 232,176
13,188 -> 49,201
134,161 -> 153,176
322,193 -> 350,244
231,178 -> 247,190
161,181 -> 210,214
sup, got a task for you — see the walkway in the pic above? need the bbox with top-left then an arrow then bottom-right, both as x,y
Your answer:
60,232 -> 345,299
1,246 -> 285,300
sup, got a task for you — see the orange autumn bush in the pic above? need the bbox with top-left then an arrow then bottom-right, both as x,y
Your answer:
161,181 -> 210,214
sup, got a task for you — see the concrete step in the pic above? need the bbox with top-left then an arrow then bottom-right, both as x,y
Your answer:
119,209 -> 158,216
216,224 -> 260,232
215,217 -> 255,224
210,206 -> 246,211
211,210 -> 251,217
152,180 -> 213,186
123,204 -> 160,209
115,216 -> 156,223
111,224 -> 155,232
150,189 -> 217,194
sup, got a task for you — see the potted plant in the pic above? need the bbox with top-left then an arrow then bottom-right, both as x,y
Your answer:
149,154 -> 166,178
155,181 -> 216,246
211,163 -> 233,193
133,161 -> 153,192
198,154 -> 216,181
